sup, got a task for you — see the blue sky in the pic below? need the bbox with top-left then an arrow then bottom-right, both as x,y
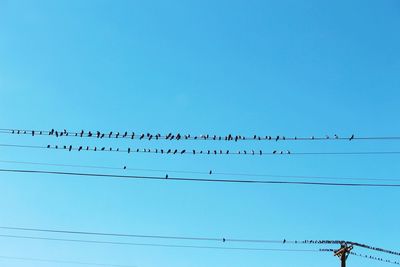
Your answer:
0,0 -> 399,266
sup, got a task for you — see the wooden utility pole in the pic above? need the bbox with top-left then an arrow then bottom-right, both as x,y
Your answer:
334,243 -> 353,267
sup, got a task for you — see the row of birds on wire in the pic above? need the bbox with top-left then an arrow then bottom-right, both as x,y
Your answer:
3,128 -> 358,141
45,144 -> 292,155
320,249 -> 399,265
305,240 -> 400,256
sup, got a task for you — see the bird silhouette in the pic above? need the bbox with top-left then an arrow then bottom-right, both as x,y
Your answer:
349,134 -> 354,141
123,166 -> 126,169
140,134 -> 145,140
128,148 -> 131,154
69,145 -> 72,151
31,131 -> 35,136
181,150 -> 186,154
165,174 -> 168,179
273,150 -> 277,154
80,130 -> 84,137
108,132 -> 113,138
209,170 -> 212,175
88,131 -> 93,137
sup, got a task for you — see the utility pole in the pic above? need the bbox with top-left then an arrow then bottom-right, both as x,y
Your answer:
334,243 -> 353,267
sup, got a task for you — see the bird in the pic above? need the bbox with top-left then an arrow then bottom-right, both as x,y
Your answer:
173,149 -> 178,154
275,136 -> 279,141
115,132 -> 120,138
140,134 -> 145,140
259,150 -> 262,155
167,149 -> 171,154
88,131 -> 93,137
69,145 -> 72,151
209,170 -> 212,175
287,150 -> 291,154
192,150 -> 196,154
181,150 -> 186,154
283,239 -> 286,244
165,174 -> 168,179
31,130 -> 35,136
131,132 -> 135,139
101,147 -> 105,151
80,130 -> 84,137
78,146 -> 82,151
108,131 -> 113,138
123,166 -> 127,169
96,131 -> 101,138
123,132 -> 127,138
222,238 -> 226,242
349,134 -> 354,141
128,148 -> 131,154
273,150 -> 277,154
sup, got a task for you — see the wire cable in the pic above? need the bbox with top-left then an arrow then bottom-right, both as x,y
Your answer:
0,234 -> 321,253
0,255 -> 137,267
1,159 -> 399,182
0,226 -> 292,244
2,128 -> 400,142
1,168 -> 400,187
2,143 -> 400,156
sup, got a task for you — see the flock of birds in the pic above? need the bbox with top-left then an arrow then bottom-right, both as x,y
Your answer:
6,128 -> 355,142
45,144 -> 292,155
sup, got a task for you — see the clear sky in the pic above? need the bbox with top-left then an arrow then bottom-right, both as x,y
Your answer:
0,0 -> 400,266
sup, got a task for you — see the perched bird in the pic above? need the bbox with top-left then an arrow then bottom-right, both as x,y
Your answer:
128,148 -> 131,154
88,131 -> 93,137
209,170 -> 212,175
69,145 -> 72,151
259,150 -> 262,155
97,131 -> 101,138
123,132 -> 127,138
123,166 -> 127,169
140,134 -> 145,140
165,174 -> 168,179
101,147 -> 105,151
181,150 -> 186,154
131,132 -> 135,139
275,136 -> 279,141
192,150 -> 196,154
273,150 -> 277,154
349,134 -> 354,141
167,149 -> 171,154
173,149 -> 178,154
222,238 -> 226,242
31,130 -> 35,136
108,131 -> 113,138
80,130 -> 84,137
283,239 -> 286,244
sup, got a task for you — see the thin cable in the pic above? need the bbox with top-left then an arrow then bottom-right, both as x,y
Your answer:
0,234 -> 320,253
1,143 -> 400,156
0,255 -> 136,267
1,168 -> 400,187
2,128 -> 400,142
0,226 -> 290,244
1,159 -> 399,182
350,251 -> 400,265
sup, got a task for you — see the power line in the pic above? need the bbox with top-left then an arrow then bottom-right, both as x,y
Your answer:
0,160 -> 400,182
3,226 -> 399,257
1,159 -> 399,182
3,128 -> 400,142
350,252 -> 400,265
0,254 -> 137,267
0,226 -> 291,244
1,168 -> 400,187
0,234 -> 320,253
2,143 -> 400,156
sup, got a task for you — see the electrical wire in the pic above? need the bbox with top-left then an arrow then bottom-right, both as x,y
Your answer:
1,168 -> 400,187
2,128 -> 400,142
0,226 -> 291,244
2,143 -> 400,156
0,255 -> 137,267
350,252 -> 400,265
0,234 -> 320,253
1,159 -> 399,182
